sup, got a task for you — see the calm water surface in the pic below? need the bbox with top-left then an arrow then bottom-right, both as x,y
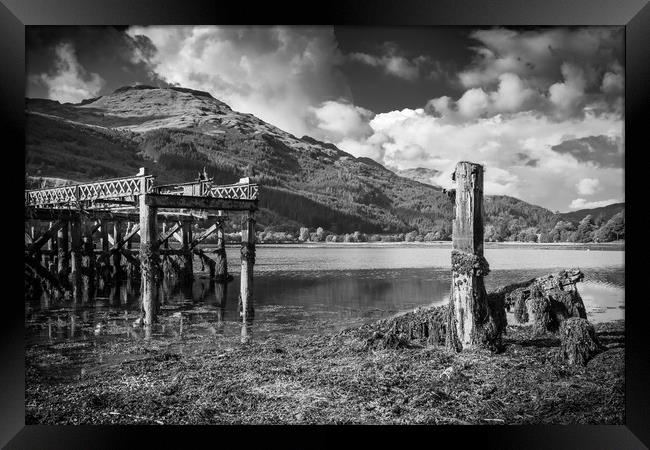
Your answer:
26,244 -> 624,352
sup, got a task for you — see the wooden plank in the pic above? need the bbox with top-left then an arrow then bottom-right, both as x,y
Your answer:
110,224 -> 140,250
145,194 -> 257,211
188,223 -> 218,250
157,222 -> 181,247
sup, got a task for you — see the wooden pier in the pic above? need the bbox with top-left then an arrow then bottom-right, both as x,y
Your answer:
25,168 -> 259,326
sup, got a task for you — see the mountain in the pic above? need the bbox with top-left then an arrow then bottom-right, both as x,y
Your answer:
558,203 -> 624,225
395,167 -> 441,187
25,85 -> 556,237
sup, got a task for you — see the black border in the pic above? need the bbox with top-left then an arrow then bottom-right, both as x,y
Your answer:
2,0 -> 648,448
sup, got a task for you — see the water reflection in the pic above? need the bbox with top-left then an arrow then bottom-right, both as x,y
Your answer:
25,247 -> 625,348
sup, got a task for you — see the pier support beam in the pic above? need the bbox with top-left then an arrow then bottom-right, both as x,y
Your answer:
239,211 -> 255,320
56,222 -> 69,284
69,217 -> 82,301
446,161 -> 493,352
181,221 -> 194,283
81,229 -> 95,298
139,190 -> 159,326
112,222 -> 123,278
215,219 -> 229,281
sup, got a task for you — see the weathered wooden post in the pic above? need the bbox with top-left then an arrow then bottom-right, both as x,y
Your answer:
181,220 -> 194,283
69,217 -> 82,301
112,222 -> 123,278
81,229 -> 95,297
57,221 -> 69,284
239,211 -> 255,319
138,168 -> 159,325
446,161 -> 493,352
214,217 -> 229,281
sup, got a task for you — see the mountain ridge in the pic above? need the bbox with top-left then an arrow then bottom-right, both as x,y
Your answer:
25,84 -> 619,240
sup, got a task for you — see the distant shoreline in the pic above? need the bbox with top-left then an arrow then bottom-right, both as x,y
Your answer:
216,241 -> 625,251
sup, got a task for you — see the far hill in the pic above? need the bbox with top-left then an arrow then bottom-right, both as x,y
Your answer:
559,203 -> 624,225
26,85 -> 561,239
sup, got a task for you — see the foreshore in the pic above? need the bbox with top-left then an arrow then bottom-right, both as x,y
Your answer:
26,318 -> 624,425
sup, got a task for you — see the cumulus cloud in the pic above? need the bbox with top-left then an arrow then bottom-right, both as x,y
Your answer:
548,63 -> 587,119
307,100 -> 374,142
126,26 -> 351,137
330,104 -> 622,210
569,198 -> 621,210
456,27 -> 623,120
348,43 -> 433,81
576,178 -> 601,195
490,73 -> 536,113
457,88 -> 490,119
30,42 -> 105,103
459,27 -> 622,90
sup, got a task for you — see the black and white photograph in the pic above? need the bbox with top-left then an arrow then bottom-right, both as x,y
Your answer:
21,21 -> 631,428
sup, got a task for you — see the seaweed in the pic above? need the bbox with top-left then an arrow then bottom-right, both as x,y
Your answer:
451,250 -> 490,277
559,318 -> 605,366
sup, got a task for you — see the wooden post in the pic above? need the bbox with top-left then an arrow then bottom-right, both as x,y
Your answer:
81,227 -> 95,298
181,220 -> 194,283
139,170 -> 159,325
214,219 -> 229,281
446,161 -> 491,352
112,222 -> 123,278
69,217 -> 82,301
239,211 -> 255,320
162,222 -> 170,249
57,222 -> 69,283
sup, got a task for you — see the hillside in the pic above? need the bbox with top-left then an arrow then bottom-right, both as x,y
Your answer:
25,85 -> 560,239
559,203 -> 625,225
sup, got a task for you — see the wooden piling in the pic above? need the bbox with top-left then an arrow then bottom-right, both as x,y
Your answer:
239,212 -> 255,319
57,222 -> 69,283
112,222 -> 123,278
446,161 -> 493,352
181,220 -> 194,283
69,217 -> 82,301
214,220 -> 229,281
139,174 -> 159,326
81,231 -> 95,295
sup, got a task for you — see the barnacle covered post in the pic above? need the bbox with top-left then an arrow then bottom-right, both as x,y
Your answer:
69,216 -> 82,302
446,161 -> 495,351
239,211 -> 255,320
181,219 -> 194,283
56,221 -> 69,284
214,214 -> 229,281
138,168 -> 159,325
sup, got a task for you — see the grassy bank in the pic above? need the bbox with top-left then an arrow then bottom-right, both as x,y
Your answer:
25,319 -> 624,425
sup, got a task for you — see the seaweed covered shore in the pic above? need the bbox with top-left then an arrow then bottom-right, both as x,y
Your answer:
25,318 -> 624,425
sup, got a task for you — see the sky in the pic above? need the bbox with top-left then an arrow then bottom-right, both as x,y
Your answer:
26,25 -> 624,212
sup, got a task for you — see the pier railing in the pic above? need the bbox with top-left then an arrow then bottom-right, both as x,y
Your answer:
25,174 -> 155,208
25,170 -> 259,208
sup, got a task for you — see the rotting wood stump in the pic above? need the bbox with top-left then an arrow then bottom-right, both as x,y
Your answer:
504,269 -> 587,334
559,317 -> 605,366
446,161 -> 505,352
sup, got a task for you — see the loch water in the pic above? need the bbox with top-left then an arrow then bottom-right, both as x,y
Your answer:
26,244 -> 625,350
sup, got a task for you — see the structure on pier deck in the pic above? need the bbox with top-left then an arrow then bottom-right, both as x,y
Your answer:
25,168 -> 259,325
